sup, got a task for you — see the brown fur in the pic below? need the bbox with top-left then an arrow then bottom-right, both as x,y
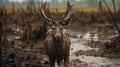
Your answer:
44,28 -> 70,67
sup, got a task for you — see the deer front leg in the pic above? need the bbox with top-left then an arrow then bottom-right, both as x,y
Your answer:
64,56 -> 69,67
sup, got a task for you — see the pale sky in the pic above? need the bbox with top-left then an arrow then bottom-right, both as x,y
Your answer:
75,0 -> 83,1
58,0 -> 62,3
9,0 -> 67,3
9,0 -> 25,3
9,0 -> 52,3
8,0 -> 111,3
43,0 -> 51,2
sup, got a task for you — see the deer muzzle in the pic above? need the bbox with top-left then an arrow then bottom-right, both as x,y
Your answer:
55,32 -> 61,39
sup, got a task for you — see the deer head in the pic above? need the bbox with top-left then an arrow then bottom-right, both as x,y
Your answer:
40,1 -> 73,39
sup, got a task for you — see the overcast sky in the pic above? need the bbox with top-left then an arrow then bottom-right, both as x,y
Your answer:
9,0 -> 52,3
9,0 -> 112,2
9,0 -> 25,3
9,0 -> 83,3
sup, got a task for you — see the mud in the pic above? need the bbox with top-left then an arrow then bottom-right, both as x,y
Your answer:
2,23 -> 120,67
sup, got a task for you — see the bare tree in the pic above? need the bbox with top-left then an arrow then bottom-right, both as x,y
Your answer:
0,6 -> 4,67
11,2 -> 15,15
103,0 -> 120,35
98,0 -> 103,13
18,3 -> 25,13
112,0 -> 116,12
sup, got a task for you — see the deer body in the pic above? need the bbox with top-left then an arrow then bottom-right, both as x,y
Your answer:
44,26 -> 70,67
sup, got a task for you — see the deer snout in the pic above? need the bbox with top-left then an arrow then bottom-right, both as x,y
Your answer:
55,33 -> 61,39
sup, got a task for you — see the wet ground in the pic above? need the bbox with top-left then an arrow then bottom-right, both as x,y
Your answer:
2,24 -> 120,67
68,29 -> 120,67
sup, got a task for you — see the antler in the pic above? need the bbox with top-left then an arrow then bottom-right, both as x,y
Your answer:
40,3 -> 52,22
60,1 -> 73,25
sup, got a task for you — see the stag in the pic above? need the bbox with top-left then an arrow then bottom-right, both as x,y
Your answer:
40,1 -> 73,67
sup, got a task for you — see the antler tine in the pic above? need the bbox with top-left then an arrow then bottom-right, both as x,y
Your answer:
60,1 -> 73,23
40,2 -> 52,22
67,0 -> 73,12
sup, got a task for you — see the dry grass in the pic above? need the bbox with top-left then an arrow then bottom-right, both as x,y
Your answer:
5,6 -> 120,13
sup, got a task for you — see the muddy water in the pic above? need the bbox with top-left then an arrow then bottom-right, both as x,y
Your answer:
68,30 -> 120,67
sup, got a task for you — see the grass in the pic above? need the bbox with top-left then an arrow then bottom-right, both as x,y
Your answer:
5,6 -> 120,13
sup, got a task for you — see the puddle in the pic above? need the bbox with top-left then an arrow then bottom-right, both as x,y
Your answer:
70,55 -> 112,66
70,38 -> 99,53
69,30 -> 120,67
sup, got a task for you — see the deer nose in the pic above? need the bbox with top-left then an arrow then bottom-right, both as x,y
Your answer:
56,33 -> 61,39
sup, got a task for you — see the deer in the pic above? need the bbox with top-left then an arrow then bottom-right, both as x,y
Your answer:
40,1 -> 73,67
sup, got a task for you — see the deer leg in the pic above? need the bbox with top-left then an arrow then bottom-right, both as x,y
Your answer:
57,58 -> 62,67
49,58 -> 55,67
64,56 -> 69,67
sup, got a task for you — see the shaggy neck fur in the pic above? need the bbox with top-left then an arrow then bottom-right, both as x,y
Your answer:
52,30 -> 63,60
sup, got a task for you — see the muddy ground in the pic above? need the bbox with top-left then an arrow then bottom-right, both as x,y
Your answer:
1,12 -> 120,67
2,24 -> 120,67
